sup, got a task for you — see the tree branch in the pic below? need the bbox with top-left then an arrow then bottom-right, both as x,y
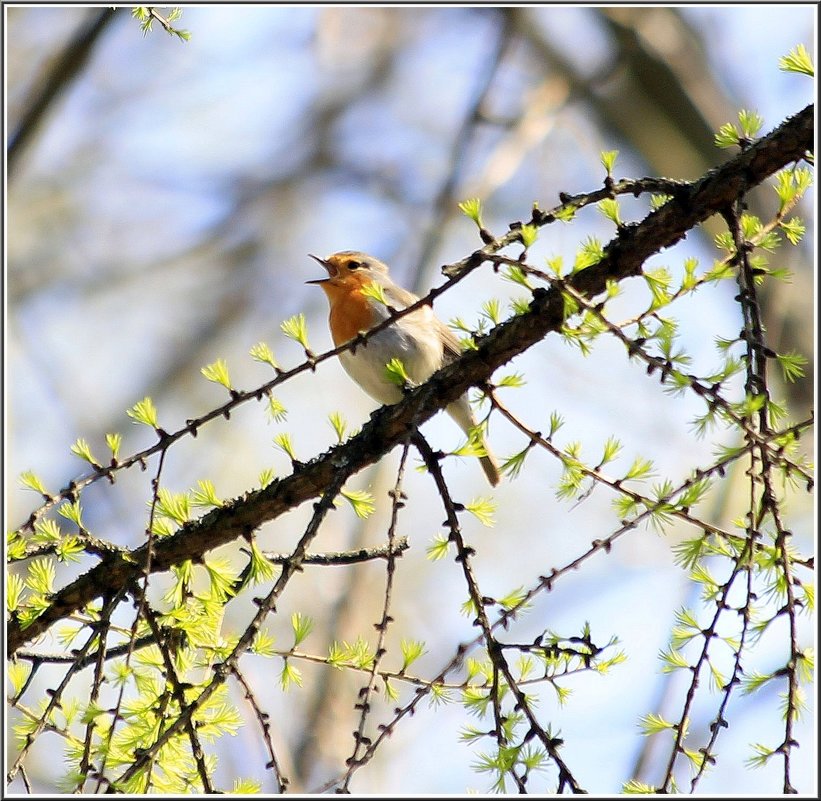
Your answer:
7,103 -> 812,655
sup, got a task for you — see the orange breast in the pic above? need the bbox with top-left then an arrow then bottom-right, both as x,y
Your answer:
325,283 -> 378,346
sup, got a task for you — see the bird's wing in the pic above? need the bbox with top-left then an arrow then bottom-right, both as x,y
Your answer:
381,282 -> 421,309
381,281 -> 464,361
437,318 -> 465,364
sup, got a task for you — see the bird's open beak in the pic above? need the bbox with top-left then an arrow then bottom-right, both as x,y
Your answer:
306,253 -> 332,284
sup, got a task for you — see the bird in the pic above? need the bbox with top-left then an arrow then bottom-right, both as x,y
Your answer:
307,251 -> 501,486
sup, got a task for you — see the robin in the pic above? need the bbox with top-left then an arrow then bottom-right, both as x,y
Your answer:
307,251 -> 501,486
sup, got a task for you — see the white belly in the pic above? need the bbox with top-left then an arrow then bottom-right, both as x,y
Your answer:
339,316 -> 444,405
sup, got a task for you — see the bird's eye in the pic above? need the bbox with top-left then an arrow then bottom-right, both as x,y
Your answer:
347,260 -> 363,270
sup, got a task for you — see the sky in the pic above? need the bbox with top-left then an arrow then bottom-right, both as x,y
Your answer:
5,4 -> 816,795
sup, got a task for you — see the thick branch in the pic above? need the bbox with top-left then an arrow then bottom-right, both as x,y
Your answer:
7,103 -> 812,654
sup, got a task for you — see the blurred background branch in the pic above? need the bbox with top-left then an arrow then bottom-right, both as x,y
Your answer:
7,7 -> 117,177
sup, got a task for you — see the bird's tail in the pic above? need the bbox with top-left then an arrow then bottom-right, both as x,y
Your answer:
446,398 -> 502,487
479,450 -> 502,487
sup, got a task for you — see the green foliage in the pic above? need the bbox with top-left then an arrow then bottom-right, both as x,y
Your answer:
623,779 -> 659,793
21,560 -> 56,629
249,340 -> 280,370
7,572 -> 25,613
703,257 -> 735,283
545,255 -> 564,275
6,660 -> 30,695
638,711 -> 676,735
519,223 -> 539,248
400,639 -> 427,672
450,315 -> 474,337
776,350 -> 808,383
481,298 -> 503,326
384,357 -> 411,388
600,149 -> 619,174
326,636 -> 375,670
19,470 -> 48,496
779,43 -> 814,77
340,487 -> 376,518
547,411 -> 564,438
280,313 -> 311,350
497,586 -> 529,611
291,612 -> 314,647
737,109 -> 764,139
780,217 -> 805,245
573,236 -> 604,272
360,280 -> 389,306
201,358 -> 233,390
126,396 -> 159,429
501,445 -> 531,479
132,6 -> 191,41
70,437 -> 99,466
497,372 -> 526,388
196,691 -> 244,740
714,108 -> 764,149
458,197 -> 484,227
774,165 -> 813,212
252,628 -> 277,656
643,267 -> 673,309
426,533 -> 450,561
451,423 -> 490,461
471,743 -> 548,792
746,742 -> 777,769
57,499 -> 83,527
624,455 -> 655,482
155,488 -> 191,525
456,623 -> 622,792
554,202 -> 578,223
273,432 -> 298,461
598,197 -> 622,227
247,542 -> 276,584
556,441 -> 585,500
714,122 -> 741,149
230,779 -> 263,794
265,394 -> 288,423
599,436 -> 622,465
191,479 -> 222,508
465,496 -> 496,527
106,432 -> 122,459
204,557 -> 239,602
7,531 -> 26,562
258,467 -> 276,487
328,410 -> 348,442
503,264 -> 535,290
56,536 -> 84,563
